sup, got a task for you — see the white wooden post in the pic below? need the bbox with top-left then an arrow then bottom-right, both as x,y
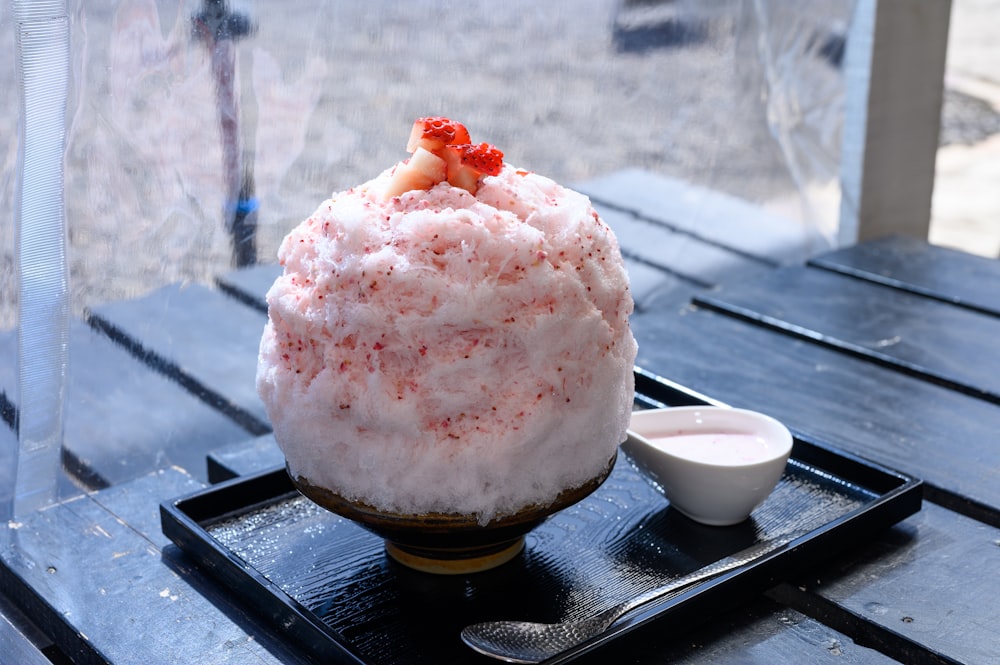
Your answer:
838,0 -> 952,245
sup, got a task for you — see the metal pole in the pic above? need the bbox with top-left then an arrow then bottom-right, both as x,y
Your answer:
192,0 -> 259,267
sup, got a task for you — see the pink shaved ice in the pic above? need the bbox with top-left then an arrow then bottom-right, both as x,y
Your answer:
257,163 -> 637,524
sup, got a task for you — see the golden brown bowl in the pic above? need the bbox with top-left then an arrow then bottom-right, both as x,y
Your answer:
290,455 -> 616,575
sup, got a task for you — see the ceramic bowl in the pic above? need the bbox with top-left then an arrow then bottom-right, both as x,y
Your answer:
622,406 -> 792,526
290,455 -> 615,575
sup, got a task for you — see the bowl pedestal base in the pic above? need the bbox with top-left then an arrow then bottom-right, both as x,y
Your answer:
385,537 -> 525,575
289,454 -> 616,575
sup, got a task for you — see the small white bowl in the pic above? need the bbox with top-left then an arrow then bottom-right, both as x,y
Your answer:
623,406 -> 793,526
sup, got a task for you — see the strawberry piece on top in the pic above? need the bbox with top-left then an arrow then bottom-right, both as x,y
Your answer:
442,142 -> 505,193
385,117 -> 505,198
406,117 -> 472,153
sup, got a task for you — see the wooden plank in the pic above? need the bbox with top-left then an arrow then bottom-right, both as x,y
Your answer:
215,263 -> 279,314
87,284 -> 271,436
576,168 -> 830,264
0,468 -> 315,665
770,502 -> 1000,665
580,597 -> 900,664
0,325 -> 249,488
597,205 -> 773,290
694,265 -> 1000,403
624,257 -> 687,311
631,301 -> 1000,524
809,235 -> 1000,316
206,434 -> 283,483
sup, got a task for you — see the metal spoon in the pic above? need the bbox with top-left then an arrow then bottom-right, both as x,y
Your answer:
461,532 -> 802,663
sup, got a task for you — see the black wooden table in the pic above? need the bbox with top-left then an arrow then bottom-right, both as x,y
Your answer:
629,234 -> 1000,664
1,233 -> 998,664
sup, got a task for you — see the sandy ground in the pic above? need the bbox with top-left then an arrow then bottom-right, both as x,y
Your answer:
929,0 -> 1000,257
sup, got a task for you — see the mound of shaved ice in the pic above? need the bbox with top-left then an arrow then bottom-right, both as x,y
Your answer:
257,162 -> 637,525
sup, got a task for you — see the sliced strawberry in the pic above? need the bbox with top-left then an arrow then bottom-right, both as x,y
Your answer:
458,142 -> 504,176
383,147 -> 447,199
441,142 -> 504,193
406,116 -> 472,153
443,156 -> 479,194
383,118 -> 504,199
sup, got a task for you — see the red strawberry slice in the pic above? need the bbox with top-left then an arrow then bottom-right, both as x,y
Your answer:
441,142 -> 504,193
406,117 -> 472,153
385,118 -> 505,198
382,147 -> 447,199
455,142 -> 504,176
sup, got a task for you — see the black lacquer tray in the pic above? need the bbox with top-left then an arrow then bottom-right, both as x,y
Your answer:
160,372 -> 922,664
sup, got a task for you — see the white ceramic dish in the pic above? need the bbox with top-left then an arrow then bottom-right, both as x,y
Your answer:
623,406 -> 793,526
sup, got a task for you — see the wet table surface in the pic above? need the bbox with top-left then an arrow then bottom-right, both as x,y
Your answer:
2,208 -> 1000,663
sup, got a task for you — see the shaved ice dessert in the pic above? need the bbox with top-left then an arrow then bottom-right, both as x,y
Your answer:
257,117 -> 637,533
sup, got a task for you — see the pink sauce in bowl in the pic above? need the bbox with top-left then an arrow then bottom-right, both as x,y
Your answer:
645,431 -> 776,466
623,407 -> 793,525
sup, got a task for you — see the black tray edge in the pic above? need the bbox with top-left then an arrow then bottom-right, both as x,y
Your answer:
552,460 -> 922,662
160,369 -> 924,664
160,470 -> 368,665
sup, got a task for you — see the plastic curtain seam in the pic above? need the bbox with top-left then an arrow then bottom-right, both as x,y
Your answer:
5,1 -> 71,520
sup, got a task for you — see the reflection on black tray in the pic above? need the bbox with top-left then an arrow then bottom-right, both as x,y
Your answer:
161,375 -> 922,664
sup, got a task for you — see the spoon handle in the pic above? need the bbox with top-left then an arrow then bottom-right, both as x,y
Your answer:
611,530 -> 804,623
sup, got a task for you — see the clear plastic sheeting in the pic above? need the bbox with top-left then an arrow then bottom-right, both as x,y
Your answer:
0,0 -> 855,506
6,0 -> 856,326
